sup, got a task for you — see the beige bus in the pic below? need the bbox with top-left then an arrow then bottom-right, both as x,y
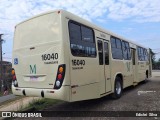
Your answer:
12,10 -> 152,102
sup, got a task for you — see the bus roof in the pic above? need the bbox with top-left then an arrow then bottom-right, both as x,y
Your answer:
15,9 -> 148,49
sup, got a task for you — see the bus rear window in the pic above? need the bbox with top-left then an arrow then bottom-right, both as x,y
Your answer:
69,21 -> 96,57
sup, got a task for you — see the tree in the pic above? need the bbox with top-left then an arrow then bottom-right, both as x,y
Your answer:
150,48 -> 156,64
157,58 -> 160,66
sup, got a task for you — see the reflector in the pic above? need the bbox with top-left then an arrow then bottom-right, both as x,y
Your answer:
58,74 -> 62,80
13,75 -> 16,80
59,67 -> 63,73
56,81 -> 60,87
12,69 -> 15,75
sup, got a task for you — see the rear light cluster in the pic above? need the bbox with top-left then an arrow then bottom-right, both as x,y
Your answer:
12,68 -> 18,87
54,64 -> 66,89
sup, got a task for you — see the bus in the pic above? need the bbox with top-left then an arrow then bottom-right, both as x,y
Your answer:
12,10 -> 152,102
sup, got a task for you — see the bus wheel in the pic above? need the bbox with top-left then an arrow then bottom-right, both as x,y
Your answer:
111,77 -> 122,99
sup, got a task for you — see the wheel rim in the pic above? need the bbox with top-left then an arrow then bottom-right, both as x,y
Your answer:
116,81 -> 121,95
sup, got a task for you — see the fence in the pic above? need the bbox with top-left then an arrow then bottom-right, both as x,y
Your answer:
0,61 -> 12,94
152,64 -> 160,70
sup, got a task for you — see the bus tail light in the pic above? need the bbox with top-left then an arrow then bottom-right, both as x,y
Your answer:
57,74 -> 62,79
12,68 -> 18,87
54,64 -> 66,89
13,75 -> 16,81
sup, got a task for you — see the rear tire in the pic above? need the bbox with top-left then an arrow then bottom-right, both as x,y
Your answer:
111,77 -> 122,99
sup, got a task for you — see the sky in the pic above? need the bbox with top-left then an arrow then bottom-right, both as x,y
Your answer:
0,0 -> 160,62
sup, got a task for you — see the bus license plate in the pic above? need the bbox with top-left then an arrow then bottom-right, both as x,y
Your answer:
30,76 -> 38,81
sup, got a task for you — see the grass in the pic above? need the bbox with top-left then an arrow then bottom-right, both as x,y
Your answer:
0,92 -> 3,96
21,98 -> 63,111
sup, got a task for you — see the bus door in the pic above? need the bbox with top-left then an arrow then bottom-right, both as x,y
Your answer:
148,49 -> 152,77
131,49 -> 138,83
98,40 -> 111,95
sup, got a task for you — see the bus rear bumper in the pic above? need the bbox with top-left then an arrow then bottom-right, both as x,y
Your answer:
12,85 -> 70,102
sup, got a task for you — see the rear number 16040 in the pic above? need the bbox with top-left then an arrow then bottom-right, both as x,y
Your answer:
41,53 -> 58,61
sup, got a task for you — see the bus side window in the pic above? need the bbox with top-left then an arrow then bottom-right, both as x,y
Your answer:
104,42 -> 109,65
138,46 -> 147,61
98,40 -> 103,65
111,37 -> 123,60
69,21 -> 96,57
122,41 -> 131,60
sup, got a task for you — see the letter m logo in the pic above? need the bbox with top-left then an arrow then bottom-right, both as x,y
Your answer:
30,64 -> 36,74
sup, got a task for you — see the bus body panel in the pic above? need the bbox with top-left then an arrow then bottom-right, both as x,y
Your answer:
110,60 -> 134,89
12,11 -> 71,101
69,51 -> 100,101
12,86 -> 70,101
13,12 -> 63,89
13,43 -> 62,89
12,10 -> 152,102
138,61 -> 147,82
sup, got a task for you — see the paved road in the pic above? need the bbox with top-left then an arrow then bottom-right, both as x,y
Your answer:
0,94 -> 16,104
152,70 -> 160,77
152,70 -> 160,72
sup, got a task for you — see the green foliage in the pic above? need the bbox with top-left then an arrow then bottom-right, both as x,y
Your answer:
156,58 -> 160,66
150,48 -> 156,64
21,98 -> 62,111
151,49 -> 160,69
